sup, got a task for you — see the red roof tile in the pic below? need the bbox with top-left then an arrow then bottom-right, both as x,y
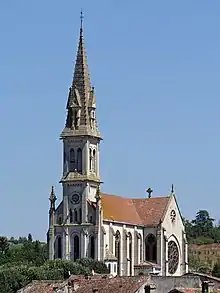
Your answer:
75,276 -> 151,293
101,193 -> 169,226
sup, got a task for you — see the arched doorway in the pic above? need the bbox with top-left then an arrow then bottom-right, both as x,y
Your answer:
145,234 -> 157,262
115,230 -> 121,275
73,235 -> 80,261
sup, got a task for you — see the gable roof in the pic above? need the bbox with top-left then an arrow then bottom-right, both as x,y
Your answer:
101,193 -> 169,226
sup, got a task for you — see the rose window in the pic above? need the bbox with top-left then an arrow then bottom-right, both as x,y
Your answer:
168,240 -> 179,274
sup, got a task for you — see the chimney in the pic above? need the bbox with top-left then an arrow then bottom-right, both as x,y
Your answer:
144,285 -> 151,293
202,281 -> 209,293
68,278 -> 80,291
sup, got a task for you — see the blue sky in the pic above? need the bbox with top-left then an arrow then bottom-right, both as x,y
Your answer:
0,1 -> 220,241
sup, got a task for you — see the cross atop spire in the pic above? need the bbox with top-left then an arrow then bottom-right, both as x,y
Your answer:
80,9 -> 84,32
171,184 -> 175,195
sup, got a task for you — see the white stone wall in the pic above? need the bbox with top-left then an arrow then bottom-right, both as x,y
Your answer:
162,195 -> 187,276
103,222 -> 143,276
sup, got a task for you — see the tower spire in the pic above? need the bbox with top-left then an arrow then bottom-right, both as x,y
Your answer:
61,11 -> 102,139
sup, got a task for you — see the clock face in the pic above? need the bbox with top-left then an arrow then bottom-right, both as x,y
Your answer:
71,193 -> 81,204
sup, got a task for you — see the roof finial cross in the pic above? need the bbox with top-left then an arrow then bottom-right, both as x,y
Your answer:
171,184 -> 174,194
80,9 -> 84,30
146,188 -> 153,199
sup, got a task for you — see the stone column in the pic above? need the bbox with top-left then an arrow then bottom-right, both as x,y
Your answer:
95,232 -> 101,261
96,144 -> 100,177
112,235 -> 115,255
65,228 -> 70,260
81,229 -> 88,258
156,230 -> 161,266
165,236 -> 168,276
160,228 -> 164,274
120,232 -> 123,276
126,236 -> 129,276
184,234 -> 188,273
137,238 -> 140,264
84,140 -> 89,175
62,232 -> 66,260
82,183 -> 89,223
132,233 -> 135,276
48,227 -> 55,261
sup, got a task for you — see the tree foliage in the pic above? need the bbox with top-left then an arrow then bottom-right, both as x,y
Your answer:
0,235 -> 108,293
212,262 -> 220,278
184,210 -> 220,244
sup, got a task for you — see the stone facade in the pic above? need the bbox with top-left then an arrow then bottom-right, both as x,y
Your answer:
47,20 -> 188,277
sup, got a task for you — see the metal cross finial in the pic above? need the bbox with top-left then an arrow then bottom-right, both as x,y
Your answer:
171,184 -> 174,194
80,9 -> 84,30
146,188 -> 153,198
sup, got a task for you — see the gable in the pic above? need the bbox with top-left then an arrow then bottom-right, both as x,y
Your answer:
162,194 -> 184,236
101,193 -> 169,226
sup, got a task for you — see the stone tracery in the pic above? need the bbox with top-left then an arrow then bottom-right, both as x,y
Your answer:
168,240 -> 179,274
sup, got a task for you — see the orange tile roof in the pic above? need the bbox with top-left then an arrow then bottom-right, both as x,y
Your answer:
101,193 -> 169,226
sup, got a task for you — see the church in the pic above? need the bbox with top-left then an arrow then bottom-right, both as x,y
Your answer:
47,17 -> 188,277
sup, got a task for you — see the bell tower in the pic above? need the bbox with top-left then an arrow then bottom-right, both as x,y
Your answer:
60,12 -> 102,229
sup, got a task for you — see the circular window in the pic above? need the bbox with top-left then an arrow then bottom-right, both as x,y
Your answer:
170,210 -> 176,222
168,240 -> 179,274
71,193 -> 81,204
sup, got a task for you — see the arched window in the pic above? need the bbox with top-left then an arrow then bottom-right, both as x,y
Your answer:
73,110 -> 79,129
69,148 -> 75,171
92,149 -> 96,172
69,209 -> 73,223
57,237 -> 62,259
89,235 -> 95,259
115,230 -> 121,275
74,209 -> 78,223
145,234 -> 157,262
108,263 -> 111,273
128,232 -> 132,276
58,216 -> 62,225
77,148 -> 82,174
73,235 -> 80,261
79,208 -> 82,223
89,148 -> 92,171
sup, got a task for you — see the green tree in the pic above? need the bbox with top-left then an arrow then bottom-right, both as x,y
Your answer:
0,237 -> 9,254
192,210 -> 214,238
28,234 -> 33,242
212,262 -> 220,278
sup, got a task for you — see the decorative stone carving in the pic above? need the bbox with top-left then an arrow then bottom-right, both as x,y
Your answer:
135,231 -> 141,239
110,226 -> 116,236
170,210 -> 176,223
168,241 -> 179,274
101,226 -> 106,235
82,228 -> 88,236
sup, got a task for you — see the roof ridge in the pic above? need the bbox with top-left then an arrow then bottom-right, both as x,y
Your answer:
101,192 -> 169,200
